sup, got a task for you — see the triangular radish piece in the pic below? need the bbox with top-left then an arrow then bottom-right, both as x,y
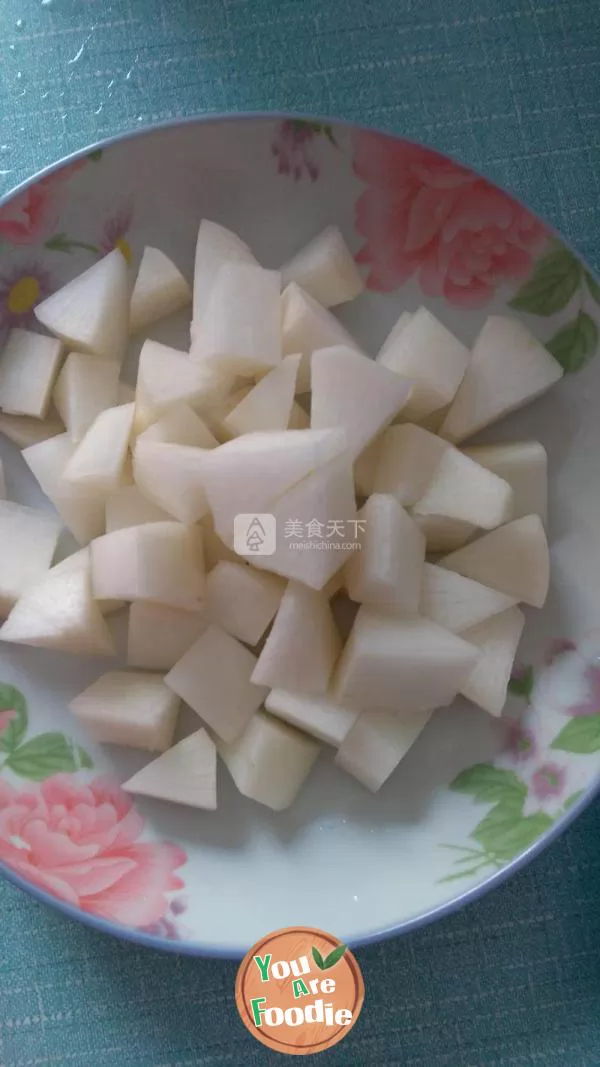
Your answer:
0,567 -> 115,656
23,433 -> 106,544
460,607 -> 526,716
412,446 -> 514,530
206,561 -> 284,646
281,225 -> 364,307
223,354 -> 300,436
50,547 -> 123,615
335,708 -> 433,792
70,670 -> 180,751
127,600 -> 210,670
0,409 -> 63,448
439,515 -> 550,607
376,310 -> 413,362
34,249 -> 130,361
137,403 -> 217,447
0,329 -> 64,418
462,441 -> 547,523
265,688 -> 358,746
374,424 -> 448,506
192,263 -> 282,375
281,283 -> 361,393
124,729 -> 217,809
133,440 -> 212,524
135,339 -> 233,432
0,501 -> 61,616
252,582 -> 341,694
105,484 -> 170,532
420,563 -> 517,633
91,522 -> 205,609
345,494 -> 425,614
53,352 -> 120,442
191,220 -> 258,338
129,246 -> 191,333
61,403 -> 134,498
311,346 -> 412,460
354,435 -> 384,498
440,315 -> 563,443
412,513 -> 476,553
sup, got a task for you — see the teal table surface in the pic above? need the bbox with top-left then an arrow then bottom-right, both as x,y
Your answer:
2,1 -> 600,1064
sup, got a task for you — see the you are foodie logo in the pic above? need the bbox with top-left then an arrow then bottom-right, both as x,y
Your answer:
235,926 -> 364,1055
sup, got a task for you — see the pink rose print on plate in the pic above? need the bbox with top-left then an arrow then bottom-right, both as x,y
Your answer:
531,762 -> 566,801
0,159 -> 87,246
566,665 -> 600,717
353,132 -> 548,307
0,773 -> 186,927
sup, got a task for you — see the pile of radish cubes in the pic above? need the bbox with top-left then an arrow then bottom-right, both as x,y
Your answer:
0,220 -> 562,811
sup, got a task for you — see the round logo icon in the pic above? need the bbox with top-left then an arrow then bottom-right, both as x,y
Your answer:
235,926 -> 364,1056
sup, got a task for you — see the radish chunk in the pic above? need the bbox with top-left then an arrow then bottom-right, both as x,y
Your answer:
195,263 -> 282,376
23,434 -> 106,544
412,514 -> 476,553
133,440 -> 212,524
310,346 -> 413,461
377,307 -> 470,421
462,441 -> 548,523
459,607 -> 526,716
216,710 -> 320,811
202,514 -> 242,570
50,548 -> 123,616
0,567 -> 115,656
124,729 -> 217,809
252,582 -> 341,695
334,607 -> 479,713
281,283 -> 361,393
191,219 -> 258,338
354,435 -> 384,499
374,424 -> 448,506
205,562 -> 285,646
266,688 -> 358,746
35,249 -> 129,361
61,403 -> 134,498
165,624 -> 267,743
0,501 -> 61,615
0,329 -> 63,418
281,225 -> 364,308
412,447 -> 514,530
440,315 -> 564,443
127,601 -> 210,670
135,339 -> 233,432
70,670 -> 179,750
335,708 -> 432,792
440,515 -> 550,608
105,484 -> 170,532
0,410 -> 64,448
129,246 -> 191,333
345,495 -> 425,614
137,404 -> 217,448
53,353 -> 120,443
224,354 -> 300,436
376,310 -> 413,362
91,522 -> 205,608
420,563 -> 517,634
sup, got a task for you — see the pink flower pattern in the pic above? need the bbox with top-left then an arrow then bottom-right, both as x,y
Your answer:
0,710 -> 16,735
531,762 -> 566,801
0,160 -> 87,246
272,121 -> 324,182
566,665 -> 600,717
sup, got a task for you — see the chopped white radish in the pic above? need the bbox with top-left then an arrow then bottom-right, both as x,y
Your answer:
216,710 -> 320,811
335,708 -> 432,791
412,513 -> 476,553
224,354 -> 300,436
373,423 -> 448,507
204,385 -> 253,443
0,329 -> 63,418
354,435 -> 383,498
459,607 -> 526,716
53,352 -> 120,443
281,283 -> 361,393
462,441 -> 548,523
378,307 -> 470,421
137,404 -> 217,448
50,548 -> 124,615
412,447 -> 514,530
440,315 -> 563,442
165,623 -> 267,742
133,440 -> 211,524
70,670 -> 179,750
205,561 -> 285,646
61,403 -> 134,498
281,225 -> 363,308
252,582 -> 341,694
191,220 -> 257,337
91,521 -> 204,608
345,495 -> 425,614
376,310 -> 413,362
35,249 -> 129,361
23,433 -> 106,544
288,401 -> 310,429
0,409 -> 63,448
265,688 -> 359,746
420,563 -> 517,633
127,600 -> 210,670
0,501 -> 61,615
135,339 -> 233,432
129,246 -> 191,333
202,514 -> 242,570
0,566 -> 114,656
334,607 -> 479,712
440,514 -> 550,607
105,484 -> 170,532
310,346 -> 412,460
193,263 -> 281,375
123,729 -> 217,809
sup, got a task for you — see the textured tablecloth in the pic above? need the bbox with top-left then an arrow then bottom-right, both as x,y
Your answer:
1,1 -> 600,1064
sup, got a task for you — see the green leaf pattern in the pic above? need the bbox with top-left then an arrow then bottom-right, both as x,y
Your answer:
0,683 -> 93,780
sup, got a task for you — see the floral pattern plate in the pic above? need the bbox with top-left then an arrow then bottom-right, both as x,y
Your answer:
0,116 -> 599,957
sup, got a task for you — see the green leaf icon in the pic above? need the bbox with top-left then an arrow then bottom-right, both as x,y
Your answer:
6,733 -> 93,781
546,311 -> 598,373
509,249 -> 581,316
551,714 -> 600,754
322,944 -> 347,969
450,764 -> 527,806
311,946 -> 326,970
0,684 -> 27,754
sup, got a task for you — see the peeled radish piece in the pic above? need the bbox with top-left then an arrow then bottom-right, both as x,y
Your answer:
23,434 -> 105,544
35,249 -> 129,361
420,563 -> 517,633
137,404 -> 217,448
124,729 -> 217,809
281,283 -> 361,393
252,582 -> 341,695
265,688 -> 359,746
412,513 -> 476,553
462,441 -> 548,523
191,219 -> 258,337
288,401 -> 310,429
281,225 -> 364,308
310,346 -> 412,461
412,447 -> 514,530
354,435 -> 383,498
129,246 -> 191,333
53,352 -> 120,443
193,263 -> 281,375
127,600 -> 209,670
91,522 -> 204,608
133,440 -> 211,524
203,385 -> 253,443
334,607 -> 479,713
205,561 -> 285,646
0,410 -> 63,448
335,708 -> 432,792
202,514 -> 242,570
224,354 -> 300,436
105,484 -> 170,532
135,340 -> 233,433
216,710 -> 320,811
50,548 -> 123,615
0,329 -> 63,418
70,670 -> 179,750
373,424 -> 448,506
61,403 -> 134,498
440,514 -> 550,607
0,566 -> 115,656
345,495 -> 425,614
376,310 -> 413,362
0,501 -> 61,615
377,307 -> 470,421
460,607 -> 526,716
165,623 -> 267,742
440,315 -> 563,443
